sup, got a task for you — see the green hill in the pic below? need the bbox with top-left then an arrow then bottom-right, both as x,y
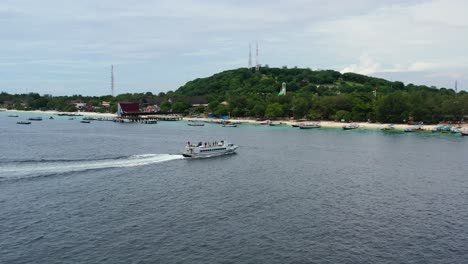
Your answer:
173,67 -> 467,124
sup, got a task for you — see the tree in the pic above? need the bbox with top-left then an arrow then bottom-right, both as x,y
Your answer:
265,103 -> 284,118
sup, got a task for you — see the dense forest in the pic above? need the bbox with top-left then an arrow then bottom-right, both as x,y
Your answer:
1,67 -> 467,124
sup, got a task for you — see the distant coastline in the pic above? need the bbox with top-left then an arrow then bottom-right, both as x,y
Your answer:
3,108 -> 467,131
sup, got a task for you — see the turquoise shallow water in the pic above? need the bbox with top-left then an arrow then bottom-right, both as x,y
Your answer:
1,112 -> 468,263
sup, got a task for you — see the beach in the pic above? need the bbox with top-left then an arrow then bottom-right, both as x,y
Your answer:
185,117 -> 468,131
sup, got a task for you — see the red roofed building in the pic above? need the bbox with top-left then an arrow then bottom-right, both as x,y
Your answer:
117,102 -> 141,117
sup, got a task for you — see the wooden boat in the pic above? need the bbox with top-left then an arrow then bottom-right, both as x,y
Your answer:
404,125 -> 425,132
222,124 -> 237,127
80,120 -> 91,123
8,115 -> 19,117
17,121 -> 31,125
28,117 -> 43,121
269,122 -> 285,126
343,123 -> 359,130
299,122 -> 321,129
381,124 -> 396,130
188,122 -> 205,126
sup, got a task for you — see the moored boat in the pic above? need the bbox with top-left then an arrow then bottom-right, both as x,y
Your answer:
269,122 -> 285,126
80,120 -> 91,123
28,117 -> 43,121
182,140 -> 238,158
188,122 -> 205,126
404,125 -> 425,132
381,124 -> 396,131
343,123 -> 359,130
299,122 -> 321,129
8,115 -> 19,117
222,124 -> 237,127
17,121 -> 31,125
259,120 -> 271,125
461,131 -> 468,136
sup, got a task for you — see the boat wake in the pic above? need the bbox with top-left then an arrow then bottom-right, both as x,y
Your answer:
0,154 -> 184,181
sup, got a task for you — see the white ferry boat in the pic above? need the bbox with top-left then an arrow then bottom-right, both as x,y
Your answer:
182,140 -> 238,158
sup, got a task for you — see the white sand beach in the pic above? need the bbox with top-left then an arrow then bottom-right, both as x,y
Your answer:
185,117 -> 468,131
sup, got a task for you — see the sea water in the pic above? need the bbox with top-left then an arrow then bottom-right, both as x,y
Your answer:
1,112 -> 467,263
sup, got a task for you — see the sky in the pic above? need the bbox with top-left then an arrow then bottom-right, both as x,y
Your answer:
1,0 -> 467,96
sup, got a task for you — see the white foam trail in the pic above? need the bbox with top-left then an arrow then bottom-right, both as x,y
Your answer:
0,154 -> 184,180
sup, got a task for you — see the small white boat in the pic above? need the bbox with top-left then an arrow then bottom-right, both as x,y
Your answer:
17,121 -> 31,125
381,124 -> 395,131
299,122 -> 321,129
259,120 -> 271,125
404,125 -> 424,132
343,123 -> 359,130
188,122 -> 205,126
269,122 -> 285,126
182,140 -> 238,158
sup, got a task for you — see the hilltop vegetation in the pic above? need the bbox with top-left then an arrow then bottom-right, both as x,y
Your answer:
175,67 -> 468,124
1,67 -> 467,124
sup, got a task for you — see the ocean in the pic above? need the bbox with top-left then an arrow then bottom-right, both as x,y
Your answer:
1,112 -> 467,263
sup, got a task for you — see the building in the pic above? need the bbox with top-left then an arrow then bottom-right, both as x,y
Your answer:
278,82 -> 286,96
117,102 -> 141,117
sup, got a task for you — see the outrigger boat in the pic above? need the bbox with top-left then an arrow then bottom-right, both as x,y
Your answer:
188,122 -> 205,126
182,140 -> 238,158
404,125 -> 425,132
17,121 -> 31,125
299,122 -> 321,129
381,124 -> 396,130
343,123 -> 359,130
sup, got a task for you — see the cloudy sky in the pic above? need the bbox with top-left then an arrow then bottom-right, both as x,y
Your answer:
1,0 -> 467,95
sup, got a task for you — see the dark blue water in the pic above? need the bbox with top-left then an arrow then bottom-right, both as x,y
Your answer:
1,112 -> 468,263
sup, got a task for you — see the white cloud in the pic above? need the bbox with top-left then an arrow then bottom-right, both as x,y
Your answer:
1,0 -> 468,94
341,54 -> 381,75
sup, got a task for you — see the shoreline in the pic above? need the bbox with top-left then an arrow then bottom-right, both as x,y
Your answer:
3,109 -> 467,131
185,117 -> 468,131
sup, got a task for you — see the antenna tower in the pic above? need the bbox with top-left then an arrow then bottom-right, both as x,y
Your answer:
111,65 -> 115,96
255,41 -> 259,72
248,44 -> 252,69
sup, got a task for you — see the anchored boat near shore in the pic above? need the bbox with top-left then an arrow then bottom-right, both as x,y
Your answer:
182,140 -> 238,158
299,122 -> 321,129
343,123 -> 359,130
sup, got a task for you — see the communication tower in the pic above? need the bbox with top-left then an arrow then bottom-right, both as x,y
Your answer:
111,65 -> 115,97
